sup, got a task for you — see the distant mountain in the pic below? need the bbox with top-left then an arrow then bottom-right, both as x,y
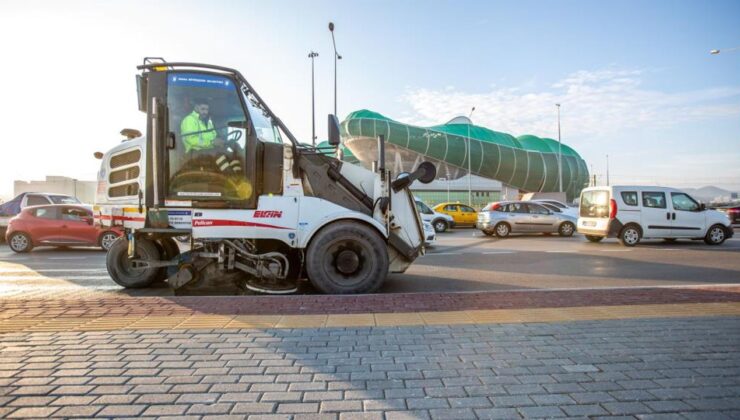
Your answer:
681,186 -> 736,203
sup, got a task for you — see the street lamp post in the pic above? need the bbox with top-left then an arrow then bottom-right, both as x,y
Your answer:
328,22 -> 342,117
556,103 -> 562,193
467,106 -> 476,206
308,51 -> 319,145
606,154 -> 610,186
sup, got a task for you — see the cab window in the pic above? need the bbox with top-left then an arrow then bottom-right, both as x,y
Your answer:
444,205 -> 458,212
671,193 -> 700,212
459,205 -> 475,213
642,192 -> 667,209
166,73 -> 249,201
621,191 -> 638,206
26,195 -> 49,206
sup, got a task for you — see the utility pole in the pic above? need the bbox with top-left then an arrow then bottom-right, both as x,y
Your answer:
308,51 -> 319,145
328,22 -> 342,117
606,154 -> 610,186
556,103 -> 562,192
467,106 -> 476,206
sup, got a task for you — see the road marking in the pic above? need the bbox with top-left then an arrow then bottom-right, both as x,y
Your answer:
546,250 -> 578,253
47,257 -> 89,260
482,251 -> 515,255
0,276 -> 110,281
425,252 -> 463,256
0,268 -> 107,273
599,249 -> 632,252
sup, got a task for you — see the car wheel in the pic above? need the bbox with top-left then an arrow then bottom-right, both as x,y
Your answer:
619,225 -> 641,247
99,231 -> 120,251
482,230 -> 495,236
106,238 -> 161,288
432,219 -> 448,233
585,235 -> 604,243
8,232 -> 32,253
494,222 -> 510,238
704,224 -> 727,245
306,221 -> 389,294
558,222 -> 575,237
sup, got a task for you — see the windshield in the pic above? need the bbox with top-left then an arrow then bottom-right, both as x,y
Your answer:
49,195 -> 80,204
167,72 -> 250,202
243,91 -> 282,144
415,200 -> 433,214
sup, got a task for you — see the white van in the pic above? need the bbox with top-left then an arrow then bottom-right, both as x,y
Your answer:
577,186 -> 733,246
414,198 -> 455,232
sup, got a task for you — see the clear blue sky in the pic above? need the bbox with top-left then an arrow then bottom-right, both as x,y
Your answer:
1,0 -> 739,199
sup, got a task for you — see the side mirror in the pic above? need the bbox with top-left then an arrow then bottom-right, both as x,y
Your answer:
328,114 -> 341,146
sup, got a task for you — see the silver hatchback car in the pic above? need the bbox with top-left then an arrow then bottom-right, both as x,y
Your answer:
477,201 -> 577,238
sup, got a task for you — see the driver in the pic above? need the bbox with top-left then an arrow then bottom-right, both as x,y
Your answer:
181,98 -> 241,173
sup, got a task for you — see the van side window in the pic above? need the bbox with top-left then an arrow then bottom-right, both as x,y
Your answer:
671,193 -> 700,212
621,191 -> 638,206
642,192 -> 666,209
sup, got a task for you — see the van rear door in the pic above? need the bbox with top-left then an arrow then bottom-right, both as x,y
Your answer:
578,189 -> 610,235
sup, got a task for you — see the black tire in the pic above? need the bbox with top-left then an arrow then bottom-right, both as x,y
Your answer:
558,222 -> 575,237
158,237 -> 181,261
618,224 -> 641,247
106,238 -> 161,288
432,219 -> 448,233
98,231 -> 120,251
156,237 -> 181,281
482,230 -> 495,236
306,221 -> 389,294
704,224 -> 728,245
585,235 -> 604,243
8,232 -> 33,253
494,222 -> 510,238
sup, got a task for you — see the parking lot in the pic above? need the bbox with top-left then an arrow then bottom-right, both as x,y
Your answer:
1,228 -> 739,299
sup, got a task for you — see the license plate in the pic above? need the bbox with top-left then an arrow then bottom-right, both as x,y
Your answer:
583,221 -> 596,227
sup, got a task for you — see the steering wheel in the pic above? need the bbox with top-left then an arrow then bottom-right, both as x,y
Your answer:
169,169 -> 253,200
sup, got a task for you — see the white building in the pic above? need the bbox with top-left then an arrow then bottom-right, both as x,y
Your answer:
14,176 -> 96,204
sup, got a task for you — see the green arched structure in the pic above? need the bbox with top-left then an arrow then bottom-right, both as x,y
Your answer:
336,109 -> 589,200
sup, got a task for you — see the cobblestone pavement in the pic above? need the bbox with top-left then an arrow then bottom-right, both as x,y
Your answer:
1,316 -> 739,419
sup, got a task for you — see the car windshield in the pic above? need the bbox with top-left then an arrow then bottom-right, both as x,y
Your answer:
415,200 -> 433,214
49,195 -> 80,204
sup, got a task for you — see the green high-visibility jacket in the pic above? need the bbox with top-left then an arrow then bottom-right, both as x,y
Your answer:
181,111 -> 217,152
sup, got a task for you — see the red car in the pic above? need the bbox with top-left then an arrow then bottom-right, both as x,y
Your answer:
5,204 -> 122,253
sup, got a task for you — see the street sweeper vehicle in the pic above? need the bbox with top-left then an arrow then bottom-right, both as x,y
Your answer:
93,59 -> 436,294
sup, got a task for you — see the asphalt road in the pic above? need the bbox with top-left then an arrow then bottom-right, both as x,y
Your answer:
1,229 -> 739,298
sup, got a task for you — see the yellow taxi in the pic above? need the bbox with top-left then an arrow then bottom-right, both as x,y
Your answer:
432,202 -> 478,227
